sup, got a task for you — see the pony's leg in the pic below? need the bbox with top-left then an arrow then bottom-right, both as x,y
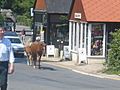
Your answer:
29,55 -> 33,66
27,60 -> 29,65
33,54 -> 37,68
38,55 -> 41,69
26,53 -> 30,66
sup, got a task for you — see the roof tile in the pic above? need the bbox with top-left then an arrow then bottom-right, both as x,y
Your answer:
35,0 -> 46,11
81,0 -> 120,22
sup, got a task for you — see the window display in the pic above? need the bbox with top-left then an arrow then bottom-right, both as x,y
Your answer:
91,24 -> 104,56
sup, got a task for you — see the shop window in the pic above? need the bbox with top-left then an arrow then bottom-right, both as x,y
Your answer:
91,24 -> 104,56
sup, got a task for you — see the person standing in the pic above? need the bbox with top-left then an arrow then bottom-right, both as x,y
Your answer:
0,27 -> 15,90
20,28 -> 26,44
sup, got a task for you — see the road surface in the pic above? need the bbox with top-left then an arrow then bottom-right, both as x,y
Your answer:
8,57 -> 120,90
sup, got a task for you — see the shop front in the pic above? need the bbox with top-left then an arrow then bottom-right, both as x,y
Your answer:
69,21 -> 106,63
69,0 -> 120,64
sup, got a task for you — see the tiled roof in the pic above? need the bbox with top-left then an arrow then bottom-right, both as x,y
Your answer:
34,0 -> 73,14
70,0 -> 120,22
35,0 -> 46,11
45,0 -> 73,14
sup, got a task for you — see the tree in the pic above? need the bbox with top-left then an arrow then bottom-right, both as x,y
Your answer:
0,0 -> 35,17
0,14 -> 4,26
12,0 -> 35,17
0,0 -> 35,26
0,0 -> 14,9
0,0 -> 5,8
106,29 -> 120,74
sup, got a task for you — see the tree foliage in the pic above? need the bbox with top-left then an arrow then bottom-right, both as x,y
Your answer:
12,0 -> 35,17
0,0 -> 35,26
0,14 -> 4,26
0,0 -> 35,17
106,29 -> 120,73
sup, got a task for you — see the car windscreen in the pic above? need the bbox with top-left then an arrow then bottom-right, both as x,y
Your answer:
8,38 -> 21,44
4,31 -> 18,36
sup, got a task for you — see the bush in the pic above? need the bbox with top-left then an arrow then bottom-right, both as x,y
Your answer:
106,29 -> 120,74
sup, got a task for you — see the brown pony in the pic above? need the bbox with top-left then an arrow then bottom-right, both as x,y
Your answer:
24,41 -> 45,69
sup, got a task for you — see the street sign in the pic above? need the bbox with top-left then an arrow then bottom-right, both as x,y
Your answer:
30,8 -> 33,16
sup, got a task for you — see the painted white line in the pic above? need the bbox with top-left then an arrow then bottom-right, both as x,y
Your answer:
72,69 -> 120,80
43,62 -> 120,80
72,69 -> 104,78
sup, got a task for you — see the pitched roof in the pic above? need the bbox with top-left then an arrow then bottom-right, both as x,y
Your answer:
45,0 -> 73,14
70,0 -> 120,22
34,0 -> 73,14
35,0 -> 46,12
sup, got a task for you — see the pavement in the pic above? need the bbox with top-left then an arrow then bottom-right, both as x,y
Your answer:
41,56 -> 120,80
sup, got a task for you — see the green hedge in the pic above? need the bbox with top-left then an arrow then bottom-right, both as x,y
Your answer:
105,29 -> 120,74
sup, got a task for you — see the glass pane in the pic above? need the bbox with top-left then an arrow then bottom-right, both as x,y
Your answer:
9,38 -> 21,43
91,24 -> 103,56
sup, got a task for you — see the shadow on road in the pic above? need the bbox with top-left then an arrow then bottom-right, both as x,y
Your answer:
14,56 -> 57,71
40,66 -> 56,71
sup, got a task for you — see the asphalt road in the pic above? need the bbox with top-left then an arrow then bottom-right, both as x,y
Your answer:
7,57 -> 120,90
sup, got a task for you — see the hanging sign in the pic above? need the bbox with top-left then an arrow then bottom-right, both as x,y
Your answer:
74,13 -> 81,19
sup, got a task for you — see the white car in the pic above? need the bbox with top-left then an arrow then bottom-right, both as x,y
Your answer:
4,36 -> 25,57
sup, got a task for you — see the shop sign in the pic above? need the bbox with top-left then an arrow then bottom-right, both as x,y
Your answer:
74,13 -> 81,19
30,8 -> 33,16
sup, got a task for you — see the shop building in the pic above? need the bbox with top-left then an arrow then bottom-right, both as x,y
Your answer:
69,0 -> 120,63
34,0 -> 73,52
